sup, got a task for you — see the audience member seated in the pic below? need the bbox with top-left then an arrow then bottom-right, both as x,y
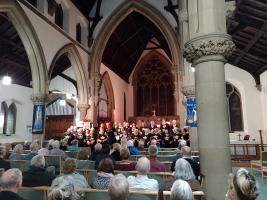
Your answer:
110,143 -> 122,161
23,140 -> 31,150
56,158 -> 88,189
150,139 -> 161,151
225,168 -> 259,200
171,146 -> 200,180
48,176 -> 80,200
89,143 -> 102,161
120,136 -> 128,150
48,139 -> 55,150
0,145 -> 10,170
115,149 -> 135,171
22,155 -> 55,187
38,142 -> 50,156
77,148 -> 90,160
95,144 -> 115,169
127,157 -> 159,190
3,143 -> 11,159
127,140 -> 140,155
148,145 -> 165,172
109,174 -> 129,200
67,139 -> 80,152
93,158 -> 114,189
164,158 -> 202,192
25,142 -> 39,160
170,179 -> 194,200
9,144 -> 24,160
49,140 -> 66,158
0,168 -> 24,200
137,139 -> 145,151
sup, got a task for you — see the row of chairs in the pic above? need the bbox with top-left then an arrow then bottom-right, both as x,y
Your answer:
250,151 -> 267,181
18,186 -> 204,200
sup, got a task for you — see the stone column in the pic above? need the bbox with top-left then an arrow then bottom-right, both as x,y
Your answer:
77,104 -> 90,120
182,85 -> 198,152
184,0 -> 236,199
31,93 -> 48,144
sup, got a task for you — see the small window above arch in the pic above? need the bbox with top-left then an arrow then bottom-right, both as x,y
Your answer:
55,4 -> 63,29
76,23 -> 81,43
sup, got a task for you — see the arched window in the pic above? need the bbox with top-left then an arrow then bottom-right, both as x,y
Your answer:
55,4 -> 63,29
6,103 -> 17,135
98,82 -> 109,122
0,102 -> 8,134
135,56 -> 174,116
226,83 -> 243,132
76,23 -> 81,43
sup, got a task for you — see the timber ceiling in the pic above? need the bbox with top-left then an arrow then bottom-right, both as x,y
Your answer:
1,0 -> 267,88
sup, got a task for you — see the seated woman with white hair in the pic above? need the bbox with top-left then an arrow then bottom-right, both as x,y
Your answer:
127,140 -> 140,155
127,157 -> 159,190
170,179 -> 194,200
49,140 -> 66,158
9,144 -> 24,160
164,158 -> 202,192
225,168 -> 259,200
22,154 -> 56,187
108,174 -> 129,200
48,176 -> 80,200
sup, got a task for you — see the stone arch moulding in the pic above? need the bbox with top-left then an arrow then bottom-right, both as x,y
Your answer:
49,43 -> 89,105
89,0 -> 181,97
99,71 -> 115,121
0,0 -> 48,95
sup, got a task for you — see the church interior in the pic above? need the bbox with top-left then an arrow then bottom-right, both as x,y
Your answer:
0,0 -> 267,199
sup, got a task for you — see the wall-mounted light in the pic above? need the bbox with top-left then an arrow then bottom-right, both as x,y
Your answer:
59,99 -> 66,106
2,75 -> 12,85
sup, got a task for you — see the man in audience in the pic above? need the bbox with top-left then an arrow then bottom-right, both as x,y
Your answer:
0,168 -> 24,200
109,174 -> 129,200
22,155 -> 55,187
95,144 -> 115,169
38,142 -> 49,156
0,145 -> 10,170
25,142 -> 39,160
49,140 -> 66,158
148,145 -> 165,172
89,143 -> 102,160
171,146 -> 200,180
127,157 -> 159,190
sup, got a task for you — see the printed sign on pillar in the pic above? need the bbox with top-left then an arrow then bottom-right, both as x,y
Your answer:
32,104 -> 45,134
186,97 -> 197,127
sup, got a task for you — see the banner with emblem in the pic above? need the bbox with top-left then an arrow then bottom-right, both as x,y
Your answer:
186,97 -> 197,127
32,104 -> 45,134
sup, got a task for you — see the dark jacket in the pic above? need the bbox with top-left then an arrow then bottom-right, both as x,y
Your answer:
0,191 -> 24,200
0,158 -> 10,170
22,166 -> 55,187
110,150 -> 121,161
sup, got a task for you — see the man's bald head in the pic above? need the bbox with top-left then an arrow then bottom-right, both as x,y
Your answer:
181,146 -> 191,157
0,168 -> 22,191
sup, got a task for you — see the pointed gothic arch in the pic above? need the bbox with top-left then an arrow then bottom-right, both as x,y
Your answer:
98,72 -> 115,122
49,43 -> 89,105
6,103 -> 17,135
0,0 -> 48,95
0,102 -> 8,134
89,0 -> 181,121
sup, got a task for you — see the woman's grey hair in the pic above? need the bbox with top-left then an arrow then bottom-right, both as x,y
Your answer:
170,179 -> 194,200
95,143 -> 102,152
0,168 -> 22,190
31,155 -> 45,168
174,158 -> 195,180
52,140 -> 60,149
136,157 -> 150,175
108,174 -> 129,200
148,145 -> 158,156
127,140 -> 134,147
13,144 -> 23,154
48,176 -> 80,200
120,137 -> 128,150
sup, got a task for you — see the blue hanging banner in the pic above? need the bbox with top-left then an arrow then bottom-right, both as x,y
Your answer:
186,97 -> 197,127
32,104 -> 45,134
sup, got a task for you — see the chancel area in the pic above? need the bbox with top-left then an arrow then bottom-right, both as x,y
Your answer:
0,0 -> 267,200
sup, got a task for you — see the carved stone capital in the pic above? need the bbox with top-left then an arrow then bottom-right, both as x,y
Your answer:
77,104 -> 90,110
182,85 -> 195,97
31,93 -> 49,104
184,33 -> 235,64
77,104 -> 90,120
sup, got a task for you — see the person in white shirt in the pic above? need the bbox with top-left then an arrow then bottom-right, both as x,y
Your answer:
127,156 -> 159,190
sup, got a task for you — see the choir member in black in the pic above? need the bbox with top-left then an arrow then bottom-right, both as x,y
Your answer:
162,129 -> 173,148
183,127 -> 190,146
76,127 -> 86,147
106,122 -> 116,145
148,120 -> 157,130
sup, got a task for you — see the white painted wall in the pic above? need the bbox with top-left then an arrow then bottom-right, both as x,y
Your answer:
100,63 -> 130,123
225,63 -> 264,142
0,84 -> 33,142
